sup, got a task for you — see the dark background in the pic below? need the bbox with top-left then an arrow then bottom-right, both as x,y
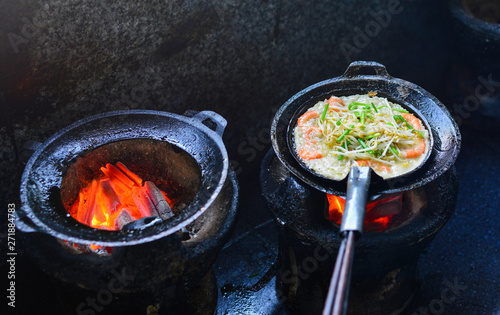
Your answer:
0,0 -> 499,314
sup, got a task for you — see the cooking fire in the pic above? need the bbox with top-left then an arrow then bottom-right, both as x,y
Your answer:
327,193 -> 402,232
64,161 -> 179,255
68,162 -> 174,231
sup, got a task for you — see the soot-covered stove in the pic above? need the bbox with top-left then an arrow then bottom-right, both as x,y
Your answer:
13,110 -> 239,315
260,149 -> 458,314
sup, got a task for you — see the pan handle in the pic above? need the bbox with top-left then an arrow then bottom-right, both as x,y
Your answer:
191,110 -> 227,137
340,166 -> 371,233
342,61 -> 391,79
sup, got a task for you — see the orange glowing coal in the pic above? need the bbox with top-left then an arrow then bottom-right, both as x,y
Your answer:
69,162 -> 173,231
327,193 -> 402,232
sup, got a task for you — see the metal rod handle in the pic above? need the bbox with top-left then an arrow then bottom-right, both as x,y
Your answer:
332,231 -> 356,315
323,166 -> 371,315
340,166 -> 371,233
323,231 -> 356,315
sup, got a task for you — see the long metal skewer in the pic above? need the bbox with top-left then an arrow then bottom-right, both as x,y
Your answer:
323,167 -> 371,315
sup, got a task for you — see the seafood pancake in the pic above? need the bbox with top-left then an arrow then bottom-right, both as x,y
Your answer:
293,94 -> 430,180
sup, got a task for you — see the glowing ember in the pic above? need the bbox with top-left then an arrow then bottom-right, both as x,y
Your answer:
327,194 -> 402,232
69,162 -> 174,231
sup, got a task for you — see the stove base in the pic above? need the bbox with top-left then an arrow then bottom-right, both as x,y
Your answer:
275,233 -> 418,315
348,264 -> 417,315
35,268 -> 218,315
160,268 -> 218,315
261,148 -> 458,315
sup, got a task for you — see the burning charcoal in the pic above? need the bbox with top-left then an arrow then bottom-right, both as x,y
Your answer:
327,193 -> 403,232
106,176 -> 131,196
75,190 -> 87,223
97,179 -> 121,215
91,181 -> 112,225
89,245 -> 111,256
365,195 -> 402,221
131,186 -> 157,218
115,162 -> 143,186
143,181 -> 174,220
77,179 -> 99,225
75,243 -> 93,253
100,163 -> 136,189
115,209 -> 134,230
71,162 -> 173,232
327,194 -> 345,224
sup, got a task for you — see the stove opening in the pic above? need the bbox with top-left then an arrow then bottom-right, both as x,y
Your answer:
326,188 -> 427,232
60,139 -> 201,254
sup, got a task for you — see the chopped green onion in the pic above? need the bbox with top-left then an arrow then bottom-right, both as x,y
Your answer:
371,102 -> 378,113
377,105 -> 388,110
338,146 -> 345,160
390,145 -> 399,156
366,114 -> 374,120
337,125 -> 354,142
394,114 -> 414,129
393,108 -> 409,113
364,105 -> 371,110
358,138 -> 374,154
354,111 -> 360,118
360,111 -> 366,125
336,118 -> 342,126
387,122 -> 394,127
413,130 -> 425,138
350,102 -> 368,106
394,114 -> 404,122
358,138 -> 367,147
366,133 -> 381,139
320,104 -> 329,123
348,103 -> 358,110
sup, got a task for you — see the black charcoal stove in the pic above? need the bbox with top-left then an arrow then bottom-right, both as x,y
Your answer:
260,62 -> 461,315
261,149 -> 458,315
16,110 -> 238,314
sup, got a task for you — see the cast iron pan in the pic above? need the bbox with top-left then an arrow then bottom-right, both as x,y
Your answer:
272,61 -> 460,197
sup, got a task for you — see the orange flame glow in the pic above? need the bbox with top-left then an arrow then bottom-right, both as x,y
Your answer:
69,162 -> 172,231
327,194 -> 402,232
